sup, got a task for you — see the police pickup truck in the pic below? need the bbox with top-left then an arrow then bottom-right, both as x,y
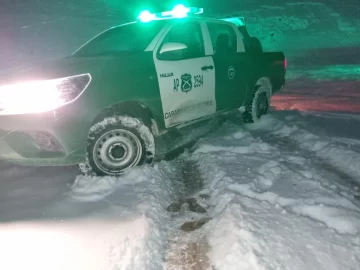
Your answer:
0,5 -> 286,176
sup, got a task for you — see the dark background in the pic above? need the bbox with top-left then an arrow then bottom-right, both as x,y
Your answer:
0,0 -> 359,71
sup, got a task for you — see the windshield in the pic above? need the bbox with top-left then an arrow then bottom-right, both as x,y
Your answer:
73,21 -> 166,57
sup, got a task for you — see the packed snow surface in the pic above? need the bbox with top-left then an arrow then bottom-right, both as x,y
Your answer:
0,164 -> 177,270
191,115 -> 360,270
3,111 -> 359,270
1,114 -> 360,270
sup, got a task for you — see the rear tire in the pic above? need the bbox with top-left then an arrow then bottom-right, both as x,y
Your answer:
81,115 -> 155,176
242,78 -> 271,123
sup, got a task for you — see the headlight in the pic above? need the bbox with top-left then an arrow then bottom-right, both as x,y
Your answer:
0,73 -> 91,115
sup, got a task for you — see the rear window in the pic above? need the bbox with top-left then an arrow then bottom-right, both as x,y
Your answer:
207,22 -> 237,53
74,21 -> 165,57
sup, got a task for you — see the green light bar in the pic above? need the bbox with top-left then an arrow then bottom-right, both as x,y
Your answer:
138,10 -> 157,22
137,5 -> 204,22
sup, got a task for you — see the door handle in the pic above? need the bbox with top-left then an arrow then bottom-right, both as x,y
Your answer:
201,65 -> 214,71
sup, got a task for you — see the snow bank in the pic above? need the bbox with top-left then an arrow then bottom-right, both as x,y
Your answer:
191,121 -> 360,269
0,163 -> 176,270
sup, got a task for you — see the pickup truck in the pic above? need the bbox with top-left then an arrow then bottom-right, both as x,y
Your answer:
0,6 -> 286,176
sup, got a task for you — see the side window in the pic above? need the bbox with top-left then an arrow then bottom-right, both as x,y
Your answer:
74,22 -> 163,57
77,28 -> 132,56
207,23 -> 237,54
158,22 -> 205,59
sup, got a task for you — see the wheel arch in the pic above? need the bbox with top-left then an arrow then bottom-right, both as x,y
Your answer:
244,75 -> 272,106
255,76 -> 272,97
91,101 -> 160,136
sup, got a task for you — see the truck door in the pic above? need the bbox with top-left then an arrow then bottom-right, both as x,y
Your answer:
153,21 -> 216,128
206,22 -> 247,112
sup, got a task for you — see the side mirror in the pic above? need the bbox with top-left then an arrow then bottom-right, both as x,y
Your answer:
158,42 -> 188,60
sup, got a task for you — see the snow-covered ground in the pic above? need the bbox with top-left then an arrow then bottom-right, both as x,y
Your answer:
192,113 -> 360,269
1,0 -> 360,269
0,164 -> 178,269
1,106 -> 360,269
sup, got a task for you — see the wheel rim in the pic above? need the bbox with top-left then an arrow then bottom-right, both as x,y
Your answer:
256,92 -> 269,119
93,129 -> 143,174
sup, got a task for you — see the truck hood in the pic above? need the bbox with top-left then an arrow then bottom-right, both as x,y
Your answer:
0,55 -> 127,86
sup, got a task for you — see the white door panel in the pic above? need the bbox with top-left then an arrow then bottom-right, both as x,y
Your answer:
155,56 -> 216,128
153,21 -> 216,128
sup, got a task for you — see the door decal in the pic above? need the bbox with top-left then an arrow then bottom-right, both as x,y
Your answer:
180,73 -> 193,93
228,66 -> 236,80
155,57 -> 216,128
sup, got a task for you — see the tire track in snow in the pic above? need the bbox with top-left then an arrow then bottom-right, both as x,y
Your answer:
266,114 -> 360,185
179,119 -> 360,268
247,128 -> 360,206
164,158 -> 214,270
154,117 -> 225,269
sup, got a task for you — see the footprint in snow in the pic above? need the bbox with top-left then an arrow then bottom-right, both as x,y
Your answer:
180,217 -> 212,232
253,161 -> 282,192
166,197 -> 207,214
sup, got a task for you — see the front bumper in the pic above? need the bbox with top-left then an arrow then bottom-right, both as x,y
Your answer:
0,106 -> 90,166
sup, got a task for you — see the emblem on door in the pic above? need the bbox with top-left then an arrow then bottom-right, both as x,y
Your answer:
181,73 -> 193,93
228,66 -> 235,80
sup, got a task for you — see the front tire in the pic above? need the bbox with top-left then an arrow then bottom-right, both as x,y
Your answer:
82,116 -> 155,176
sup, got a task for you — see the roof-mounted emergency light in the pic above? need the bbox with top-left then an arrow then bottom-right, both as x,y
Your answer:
137,5 -> 204,22
138,10 -> 157,22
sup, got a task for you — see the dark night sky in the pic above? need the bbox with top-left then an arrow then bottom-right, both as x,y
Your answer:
1,0 -> 359,18
0,0 -> 358,71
